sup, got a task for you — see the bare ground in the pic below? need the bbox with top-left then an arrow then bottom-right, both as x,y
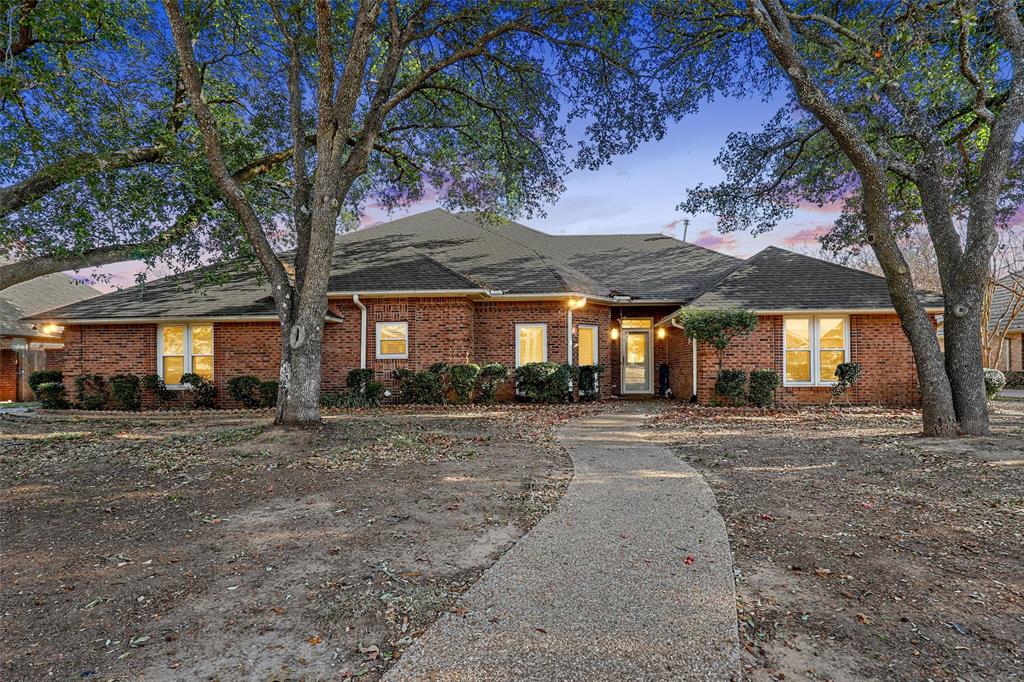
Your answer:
649,399 -> 1024,681
0,405 -> 590,680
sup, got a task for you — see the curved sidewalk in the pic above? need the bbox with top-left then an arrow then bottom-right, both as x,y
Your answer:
386,410 -> 739,681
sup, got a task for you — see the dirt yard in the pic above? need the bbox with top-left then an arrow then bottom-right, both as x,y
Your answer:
651,399 -> 1024,681
0,405 -> 588,680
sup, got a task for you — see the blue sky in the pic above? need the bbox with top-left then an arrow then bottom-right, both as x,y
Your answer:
88,95 -> 845,292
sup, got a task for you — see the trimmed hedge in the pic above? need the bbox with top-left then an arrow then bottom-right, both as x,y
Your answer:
515,362 -> 576,403
28,370 -> 62,394
110,374 -> 142,411
577,364 -> 604,402
1003,370 -> 1023,390
180,373 -> 215,409
747,369 -> 780,408
227,375 -> 263,408
476,363 -> 509,404
714,369 -> 747,405
345,368 -> 384,406
393,367 -> 447,404
35,382 -> 69,409
142,374 -> 175,406
448,364 -> 481,404
75,374 -> 109,410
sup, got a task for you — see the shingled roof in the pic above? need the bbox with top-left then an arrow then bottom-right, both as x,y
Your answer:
988,273 -> 1023,333
685,246 -> 944,311
28,210 -> 934,323
1,270 -> 99,336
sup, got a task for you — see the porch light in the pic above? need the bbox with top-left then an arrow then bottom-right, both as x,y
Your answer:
41,323 -> 61,335
610,326 -> 620,340
567,297 -> 587,309
657,327 -> 666,340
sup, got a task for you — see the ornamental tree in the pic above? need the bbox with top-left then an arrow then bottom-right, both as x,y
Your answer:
657,1 -> 1024,436
675,307 -> 759,371
161,0 -> 663,425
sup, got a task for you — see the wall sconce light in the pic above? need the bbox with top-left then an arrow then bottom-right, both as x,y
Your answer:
567,297 -> 587,309
610,326 -> 620,340
656,327 -> 666,340
41,323 -> 61,336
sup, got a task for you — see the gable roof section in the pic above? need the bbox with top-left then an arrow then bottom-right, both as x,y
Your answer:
686,246 -> 944,311
1,271 -> 99,336
988,272 -> 1023,333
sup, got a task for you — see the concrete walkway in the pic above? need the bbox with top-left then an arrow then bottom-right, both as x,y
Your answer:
386,410 -> 739,681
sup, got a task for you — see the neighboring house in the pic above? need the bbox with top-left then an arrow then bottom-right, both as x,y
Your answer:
988,272 -> 1023,372
1,272 -> 100,401
27,209 -> 943,408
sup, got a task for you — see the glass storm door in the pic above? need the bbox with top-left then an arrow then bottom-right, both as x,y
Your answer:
622,329 -> 652,394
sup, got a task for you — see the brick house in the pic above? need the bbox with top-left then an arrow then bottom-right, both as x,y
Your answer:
1,271 -> 99,402
987,273 -> 1023,373
27,209 -> 943,408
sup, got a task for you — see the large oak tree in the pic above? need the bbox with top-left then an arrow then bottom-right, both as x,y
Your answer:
660,0 -> 1024,436
162,0 -> 660,425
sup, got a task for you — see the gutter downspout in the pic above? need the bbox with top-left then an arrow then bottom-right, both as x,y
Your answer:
671,318 -> 698,402
352,294 -> 367,370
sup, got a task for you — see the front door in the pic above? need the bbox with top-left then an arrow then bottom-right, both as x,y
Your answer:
621,327 -> 652,394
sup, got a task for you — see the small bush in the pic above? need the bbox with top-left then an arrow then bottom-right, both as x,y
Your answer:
28,370 -> 62,394
577,364 -> 604,402
75,374 -> 108,410
346,368 -> 384,406
109,374 -> 142,410
830,362 -> 863,403
393,368 -> 446,404
258,381 -> 279,407
141,374 -> 175,406
984,368 -> 1007,399
476,362 -> 509,404
35,382 -> 69,409
515,362 -> 576,403
180,373 -> 215,409
714,369 -> 747,405
747,369 -> 780,408
227,375 -> 263,408
448,364 -> 481,404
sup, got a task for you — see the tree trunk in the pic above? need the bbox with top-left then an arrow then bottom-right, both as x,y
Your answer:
275,310 -> 328,426
942,277 -> 991,435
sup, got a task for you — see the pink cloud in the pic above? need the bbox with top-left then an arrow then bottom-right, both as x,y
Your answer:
781,225 -> 830,248
793,198 -> 846,214
693,229 -> 739,252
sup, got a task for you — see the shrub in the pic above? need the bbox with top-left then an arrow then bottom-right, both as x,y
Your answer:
448,364 -> 481,404
141,374 -> 175,406
258,380 -> 279,407
28,370 -> 62,394
75,374 -> 108,410
714,369 -> 747,404
830,362 -> 863,403
747,369 -> 780,408
227,375 -> 263,408
1005,370 -> 1024,390
35,382 -> 69,409
577,364 -> 604,402
476,362 -> 509,404
393,368 -> 446,404
515,362 -> 576,403
109,374 -> 142,411
180,373 -> 215,409
983,368 -> 1007,399
345,368 -> 384,406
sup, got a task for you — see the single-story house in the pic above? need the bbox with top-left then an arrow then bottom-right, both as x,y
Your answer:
1,270 -> 99,401
988,272 -> 1023,372
27,209 -> 943,408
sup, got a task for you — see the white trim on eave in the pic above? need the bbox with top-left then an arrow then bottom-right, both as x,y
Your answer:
655,306 -> 943,327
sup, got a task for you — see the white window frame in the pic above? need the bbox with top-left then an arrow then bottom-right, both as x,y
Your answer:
515,323 -> 547,367
157,322 -> 215,388
577,323 -> 599,366
375,321 -> 409,359
782,315 -> 850,387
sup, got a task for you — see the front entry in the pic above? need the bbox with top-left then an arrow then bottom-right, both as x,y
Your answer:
621,319 -> 653,394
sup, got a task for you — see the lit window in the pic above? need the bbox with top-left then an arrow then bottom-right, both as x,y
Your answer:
578,324 -> 598,366
516,323 -> 547,366
159,323 -> 214,385
783,316 -> 849,385
376,322 -> 408,359
620,318 -> 652,329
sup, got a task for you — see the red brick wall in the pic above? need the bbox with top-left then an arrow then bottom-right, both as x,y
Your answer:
62,324 -> 159,406
665,325 -> 693,400
45,348 -> 64,372
694,314 -> 924,407
0,349 -> 16,402
214,322 -> 281,407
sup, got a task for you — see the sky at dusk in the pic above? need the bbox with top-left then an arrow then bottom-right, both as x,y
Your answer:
86,94 -> 844,292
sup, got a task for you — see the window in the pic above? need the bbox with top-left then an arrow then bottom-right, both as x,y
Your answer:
515,323 -> 547,366
577,324 -> 598,366
620,318 -> 652,329
376,321 -> 408,359
783,316 -> 849,385
158,323 -> 214,385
